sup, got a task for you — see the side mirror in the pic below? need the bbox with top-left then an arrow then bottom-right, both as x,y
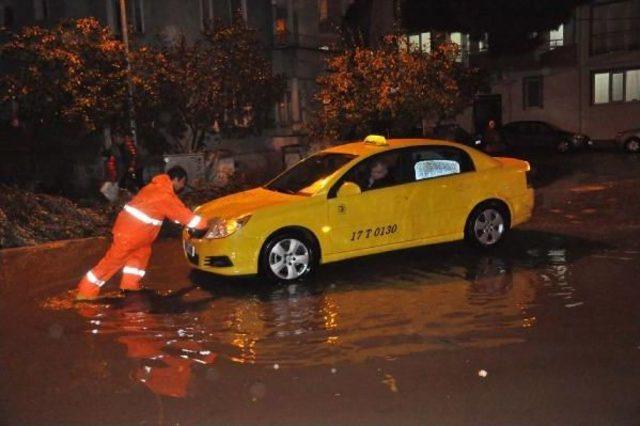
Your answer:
337,181 -> 361,198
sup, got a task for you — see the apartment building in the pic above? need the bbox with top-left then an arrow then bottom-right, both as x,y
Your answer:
0,0 -> 352,144
469,0 -> 640,140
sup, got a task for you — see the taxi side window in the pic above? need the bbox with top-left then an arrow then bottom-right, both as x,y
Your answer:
408,146 -> 474,182
341,151 -> 406,192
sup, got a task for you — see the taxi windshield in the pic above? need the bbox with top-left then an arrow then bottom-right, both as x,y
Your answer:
265,153 -> 356,195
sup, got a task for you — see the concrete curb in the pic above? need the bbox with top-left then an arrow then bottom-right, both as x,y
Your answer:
0,236 -> 109,255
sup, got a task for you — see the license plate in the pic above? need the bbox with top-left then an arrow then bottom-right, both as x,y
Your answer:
185,241 -> 196,257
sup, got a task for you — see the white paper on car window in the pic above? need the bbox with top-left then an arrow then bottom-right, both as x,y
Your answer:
414,160 -> 460,180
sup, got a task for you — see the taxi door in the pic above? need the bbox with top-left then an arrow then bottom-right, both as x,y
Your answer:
404,146 -> 477,240
325,151 -> 411,254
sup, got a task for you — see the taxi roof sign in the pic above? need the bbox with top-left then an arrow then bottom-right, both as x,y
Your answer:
364,134 -> 389,146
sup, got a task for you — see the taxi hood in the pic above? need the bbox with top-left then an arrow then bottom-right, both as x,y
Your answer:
195,187 -> 302,220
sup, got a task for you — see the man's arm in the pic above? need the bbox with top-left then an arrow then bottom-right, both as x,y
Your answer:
164,193 -> 208,230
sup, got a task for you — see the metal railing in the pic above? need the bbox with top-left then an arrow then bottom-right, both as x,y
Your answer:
590,28 -> 640,55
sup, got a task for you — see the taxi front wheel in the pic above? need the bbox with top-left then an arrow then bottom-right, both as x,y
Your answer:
465,202 -> 510,249
259,231 -> 318,282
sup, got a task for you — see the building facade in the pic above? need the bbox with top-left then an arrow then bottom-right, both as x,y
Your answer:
469,0 -> 640,141
0,0 -> 353,145
0,0 -> 358,191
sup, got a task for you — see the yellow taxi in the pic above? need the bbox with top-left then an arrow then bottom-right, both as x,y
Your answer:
183,135 -> 534,282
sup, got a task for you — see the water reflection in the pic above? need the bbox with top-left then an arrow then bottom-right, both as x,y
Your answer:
74,290 -> 217,398
49,238 -> 589,399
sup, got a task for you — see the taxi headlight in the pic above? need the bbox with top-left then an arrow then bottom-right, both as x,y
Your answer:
205,215 -> 251,239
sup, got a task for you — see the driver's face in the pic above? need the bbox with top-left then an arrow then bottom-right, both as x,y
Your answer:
370,163 -> 388,180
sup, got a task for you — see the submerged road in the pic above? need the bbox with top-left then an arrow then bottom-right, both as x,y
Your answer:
1,152 -> 639,425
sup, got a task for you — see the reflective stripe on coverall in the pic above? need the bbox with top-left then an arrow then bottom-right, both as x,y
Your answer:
77,174 -> 205,298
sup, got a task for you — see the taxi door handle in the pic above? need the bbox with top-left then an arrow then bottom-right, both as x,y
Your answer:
337,204 -> 346,214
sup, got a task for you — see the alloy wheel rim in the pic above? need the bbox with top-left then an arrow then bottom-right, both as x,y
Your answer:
473,209 -> 505,246
269,238 -> 310,280
628,140 -> 640,152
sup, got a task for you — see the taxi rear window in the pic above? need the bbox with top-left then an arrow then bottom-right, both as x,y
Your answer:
265,153 -> 356,195
407,146 -> 474,181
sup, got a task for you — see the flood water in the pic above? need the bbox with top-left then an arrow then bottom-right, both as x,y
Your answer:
1,153 -> 640,425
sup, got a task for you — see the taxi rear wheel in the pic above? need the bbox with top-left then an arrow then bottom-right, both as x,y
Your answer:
465,202 -> 510,249
259,231 -> 318,282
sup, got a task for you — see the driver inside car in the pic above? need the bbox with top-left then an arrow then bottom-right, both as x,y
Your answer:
366,160 -> 395,190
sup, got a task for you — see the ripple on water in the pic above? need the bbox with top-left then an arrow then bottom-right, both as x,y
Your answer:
37,245 -> 589,398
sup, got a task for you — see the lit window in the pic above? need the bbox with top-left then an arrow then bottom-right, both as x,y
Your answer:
479,34 -> 489,52
275,5 -> 288,43
450,32 -> 468,62
405,32 -> 430,53
594,73 -> 610,104
275,18 -> 287,43
523,76 -> 543,108
626,70 -> 640,102
612,72 -> 624,102
408,34 -> 420,51
550,24 -> 564,48
420,32 -> 431,53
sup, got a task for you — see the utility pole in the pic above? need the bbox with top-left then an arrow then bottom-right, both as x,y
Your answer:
119,0 -> 139,147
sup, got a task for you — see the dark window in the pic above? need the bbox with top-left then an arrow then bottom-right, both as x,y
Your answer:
406,146 -> 475,182
200,0 -> 213,29
590,1 -> 640,56
3,6 -> 14,27
34,0 -> 49,20
319,0 -> 341,33
265,153 -> 355,196
339,151 -> 406,193
132,0 -> 144,34
523,76 -> 543,108
112,0 -> 123,34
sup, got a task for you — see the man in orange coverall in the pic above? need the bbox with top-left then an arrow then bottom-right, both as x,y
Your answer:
76,166 -> 208,300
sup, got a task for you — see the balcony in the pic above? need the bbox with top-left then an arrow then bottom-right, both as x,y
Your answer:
273,30 -> 337,51
470,43 -> 577,72
590,29 -> 640,56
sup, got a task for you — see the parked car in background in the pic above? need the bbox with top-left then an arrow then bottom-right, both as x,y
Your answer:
501,121 -> 591,153
432,123 -> 484,150
615,127 -> 640,153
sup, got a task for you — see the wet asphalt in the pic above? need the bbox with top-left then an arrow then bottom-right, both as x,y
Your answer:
1,150 -> 639,425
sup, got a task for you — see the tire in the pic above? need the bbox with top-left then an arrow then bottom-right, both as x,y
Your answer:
625,138 -> 640,153
556,139 -> 571,153
259,230 -> 318,282
464,202 -> 510,249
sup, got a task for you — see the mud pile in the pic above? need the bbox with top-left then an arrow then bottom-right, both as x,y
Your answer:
0,181 -> 252,249
0,185 -> 111,249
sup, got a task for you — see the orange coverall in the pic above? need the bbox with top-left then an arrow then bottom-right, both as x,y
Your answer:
77,174 -> 207,299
